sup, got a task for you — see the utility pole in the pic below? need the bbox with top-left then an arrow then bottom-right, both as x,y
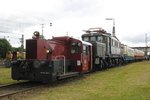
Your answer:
145,33 -> 148,57
106,18 -> 115,37
50,22 -> 52,27
41,24 -> 44,39
20,34 -> 24,52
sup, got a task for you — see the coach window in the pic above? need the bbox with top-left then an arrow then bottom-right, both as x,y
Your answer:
111,39 -> 113,46
115,41 -> 117,47
71,42 -> 81,54
117,42 -> 119,47
118,43 -> 120,48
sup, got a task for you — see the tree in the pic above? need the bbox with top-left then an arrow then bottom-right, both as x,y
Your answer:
0,38 -> 12,58
12,47 -> 25,52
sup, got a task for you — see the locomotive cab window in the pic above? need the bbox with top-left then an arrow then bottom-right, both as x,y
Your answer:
83,37 -> 89,41
97,36 -> 103,42
90,36 -> 96,41
71,42 -> 81,54
83,45 -> 89,55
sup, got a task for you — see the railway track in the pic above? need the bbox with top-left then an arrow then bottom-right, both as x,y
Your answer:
0,82 -> 42,99
0,76 -> 85,99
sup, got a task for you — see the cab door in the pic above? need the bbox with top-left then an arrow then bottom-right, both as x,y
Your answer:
82,44 -> 92,72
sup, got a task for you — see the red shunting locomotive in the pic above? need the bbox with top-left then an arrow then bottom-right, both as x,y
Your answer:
11,31 -> 92,83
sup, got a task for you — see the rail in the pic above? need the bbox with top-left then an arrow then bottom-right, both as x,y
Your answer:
0,82 -> 42,99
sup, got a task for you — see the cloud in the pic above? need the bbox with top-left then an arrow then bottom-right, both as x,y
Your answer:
61,0 -> 104,16
119,33 -> 150,47
0,0 -> 64,33
122,34 -> 145,43
0,0 -> 150,48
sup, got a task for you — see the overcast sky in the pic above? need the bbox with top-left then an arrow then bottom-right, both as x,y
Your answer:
0,0 -> 150,47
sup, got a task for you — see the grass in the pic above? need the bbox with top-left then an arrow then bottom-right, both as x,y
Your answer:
0,67 -> 12,84
0,67 -> 22,85
1,61 -> 150,100
17,61 -> 150,100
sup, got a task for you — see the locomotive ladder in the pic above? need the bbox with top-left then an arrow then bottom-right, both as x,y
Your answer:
55,55 -> 79,79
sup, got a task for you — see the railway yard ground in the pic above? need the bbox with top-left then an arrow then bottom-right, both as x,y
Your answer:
0,61 -> 150,100
0,67 -> 22,85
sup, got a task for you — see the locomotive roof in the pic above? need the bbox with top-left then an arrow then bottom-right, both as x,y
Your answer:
51,36 -> 92,46
51,36 -> 81,42
81,40 -> 92,46
111,36 -> 120,42
82,27 -> 111,36
82,32 -> 111,37
84,27 -> 107,33
82,27 -> 120,42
